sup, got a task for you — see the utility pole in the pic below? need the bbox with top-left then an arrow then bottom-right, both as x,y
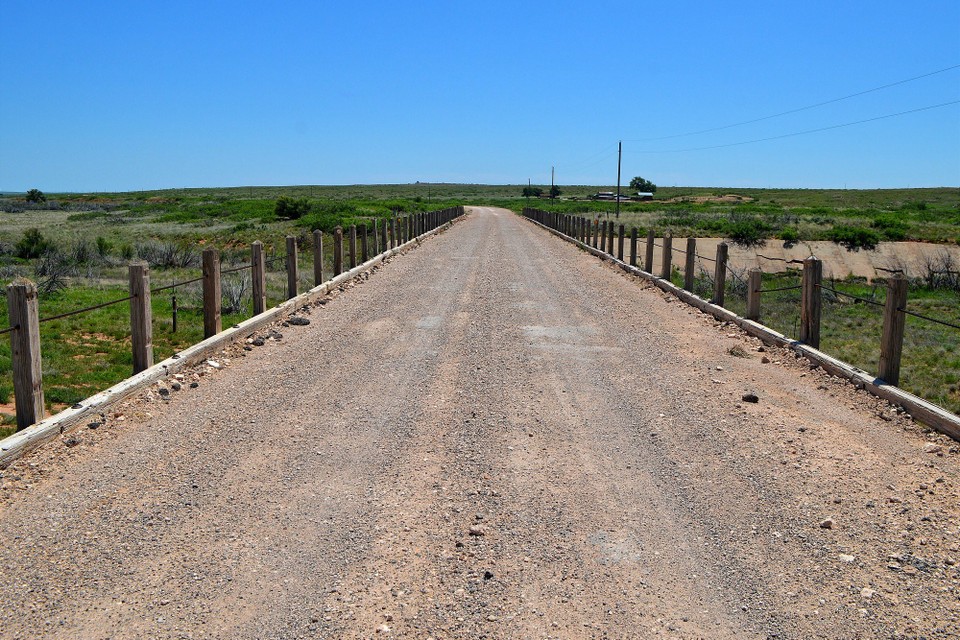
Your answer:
551,166 -> 555,199
616,140 -> 622,219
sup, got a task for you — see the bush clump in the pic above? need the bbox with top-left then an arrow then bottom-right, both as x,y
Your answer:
828,225 -> 880,252
723,217 -> 769,248
780,226 -> 799,247
275,196 -> 311,220
15,228 -> 52,259
872,213 -> 908,241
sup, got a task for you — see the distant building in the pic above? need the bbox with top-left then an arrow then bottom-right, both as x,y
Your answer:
635,192 -> 654,201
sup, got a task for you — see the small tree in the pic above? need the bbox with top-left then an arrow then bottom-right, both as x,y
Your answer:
629,176 -> 657,193
275,196 -> 310,220
25,189 -> 46,203
522,186 -> 543,199
549,185 -> 561,198
15,228 -> 51,259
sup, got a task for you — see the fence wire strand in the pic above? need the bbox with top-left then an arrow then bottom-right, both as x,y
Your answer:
152,275 -> 204,294
818,284 -> 885,308
899,307 -> 960,331
39,294 -> 137,324
757,284 -> 803,294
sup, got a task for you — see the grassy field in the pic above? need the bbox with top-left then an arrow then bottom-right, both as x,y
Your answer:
1,184 -> 959,437
692,270 -> 960,414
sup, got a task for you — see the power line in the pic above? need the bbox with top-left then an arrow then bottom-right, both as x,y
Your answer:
625,63 -> 960,143
626,99 -> 960,154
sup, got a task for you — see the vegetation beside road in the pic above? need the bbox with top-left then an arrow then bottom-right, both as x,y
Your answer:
0,183 -> 958,435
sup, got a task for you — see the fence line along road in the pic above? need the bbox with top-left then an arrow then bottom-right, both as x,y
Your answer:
1,207 -> 464,466
523,207 -> 960,441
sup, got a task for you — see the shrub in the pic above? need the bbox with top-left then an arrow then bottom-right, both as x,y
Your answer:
15,228 -> 51,259
780,226 -> 799,247
136,241 -> 199,268
872,214 -> 908,241
275,196 -> 311,220
95,236 -> 113,257
828,225 -> 880,251
723,217 -> 769,248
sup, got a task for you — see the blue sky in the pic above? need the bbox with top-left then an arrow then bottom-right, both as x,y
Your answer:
1,0 -> 958,192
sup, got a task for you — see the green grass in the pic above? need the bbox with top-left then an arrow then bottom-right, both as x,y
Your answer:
1,183 -> 959,436
694,270 -> 960,416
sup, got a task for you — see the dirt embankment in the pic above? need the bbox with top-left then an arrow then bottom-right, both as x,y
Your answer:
0,207 -> 957,639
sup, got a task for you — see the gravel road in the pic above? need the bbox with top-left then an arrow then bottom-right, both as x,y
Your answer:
0,207 -> 958,639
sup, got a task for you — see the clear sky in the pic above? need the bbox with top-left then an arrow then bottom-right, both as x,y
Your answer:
1,0 -> 958,192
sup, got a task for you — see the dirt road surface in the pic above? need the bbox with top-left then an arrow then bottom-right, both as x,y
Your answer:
0,207 -> 958,639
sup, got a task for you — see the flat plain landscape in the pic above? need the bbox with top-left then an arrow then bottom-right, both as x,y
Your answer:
1,184 -> 958,432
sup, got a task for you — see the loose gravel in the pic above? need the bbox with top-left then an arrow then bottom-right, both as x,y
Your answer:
0,207 -> 957,639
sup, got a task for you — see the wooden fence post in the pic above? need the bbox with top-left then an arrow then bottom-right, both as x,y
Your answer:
684,238 -> 697,292
713,242 -> 728,307
286,236 -> 298,299
361,224 -> 369,263
129,262 -> 153,374
600,220 -> 608,253
202,247 -> 221,338
617,224 -> 625,260
252,241 -> 266,314
661,233 -> 673,280
7,279 -> 43,430
313,230 -> 324,286
333,227 -> 344,275
391,218 -> 398,249
382,219 -> 389,253
645,229 -> 655,273
607,221 -> 615,255
800,256 -> 822,348
349,225 -> 357,269
373,222 -> 380,256
746,268 -> 762,321
629,228 -> 638,267
879,274 -> 908,385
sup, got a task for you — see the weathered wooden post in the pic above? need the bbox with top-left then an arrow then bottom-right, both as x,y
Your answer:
661,233 -> 673,280
286,236 -> 298,299
361,224 -> 369,263
373,222 -> 380,257
129,262 -> 153,374
592,219 -> 599,249
617,224 -> 625,260
800,256 -> 822,348
684,238 -> 697,292
382,219 -> 389,253
7,279 -> 43,430
607,221 -> 615,255
713,242 -> 729,307
746,268 -> 762,321
349,225 -> 357,269
202,247 -> 221,338
629,228 -> 638,267
252,241 -> 266,314
879,274 -> 908,385
600,220 -> 608,253
333,227 -> 344,275
312,230 -> 324,286
645,229 -> 655,273
391,218 -> 398,249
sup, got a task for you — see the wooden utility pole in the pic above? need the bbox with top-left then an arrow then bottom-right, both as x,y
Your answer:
615,141 -> 622,219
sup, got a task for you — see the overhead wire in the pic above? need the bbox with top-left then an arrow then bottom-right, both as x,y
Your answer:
626,100 -> 960,154
624,63 -> 960,142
